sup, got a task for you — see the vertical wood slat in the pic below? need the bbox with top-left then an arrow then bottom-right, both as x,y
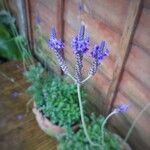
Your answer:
24,0 -> 34,50
56,0 -> 65,75
57,0 -> 65,39
106,0 -> 142,114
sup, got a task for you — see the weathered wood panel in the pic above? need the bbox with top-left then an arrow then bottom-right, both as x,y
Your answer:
133,8 -> 150,53
0,61 -> 57,150
111,91 -> 150,150
82,0 -> 129,33
125,45 -> 150,89
106,0 -> 142,112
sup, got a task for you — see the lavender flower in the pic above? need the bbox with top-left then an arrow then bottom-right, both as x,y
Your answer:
48,27 -> 64,51
71,25 -> 89,55
11,91 -> 22,97
115,104 -> 129,113
71,25 -> 89,83
89,41 -> 109,75
91,41 -> 109,62
48,27 -> 68,74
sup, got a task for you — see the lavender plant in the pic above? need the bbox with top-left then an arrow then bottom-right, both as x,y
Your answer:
48,25 -> 128,149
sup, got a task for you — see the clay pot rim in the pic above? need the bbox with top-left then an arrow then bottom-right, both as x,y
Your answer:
33,102 -> 79,132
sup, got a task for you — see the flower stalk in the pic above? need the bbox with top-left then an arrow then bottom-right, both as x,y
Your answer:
101,104 -> 129,149
48,25 -> 112,148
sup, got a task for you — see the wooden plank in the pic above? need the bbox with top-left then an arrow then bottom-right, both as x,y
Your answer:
0,61 -> 57,150
119,71 -> 150,108
133,8 -> 150,54
105,0 -> 142,115
66,0 -> 129,34
144,0 -> 150,9
34,4 -> 57,34
25,0 -> 34,50
108,90 -> 150,150
56,0 -> 65,75
57,0 -> 65,39
38,0 -> 57,13
125,45 -> 150,89
82,0 -> 129,34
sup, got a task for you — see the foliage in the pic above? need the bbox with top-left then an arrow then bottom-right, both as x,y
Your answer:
0,10 -> 25,60
57,114 -> 119,150
24,63 -> 86,128
33,23 -> 56,66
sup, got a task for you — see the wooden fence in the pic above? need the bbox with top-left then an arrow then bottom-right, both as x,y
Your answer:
23,0 -> 150,149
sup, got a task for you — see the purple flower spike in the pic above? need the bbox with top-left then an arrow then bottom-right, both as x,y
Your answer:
116,104 -> 129,113
91,41 -> 109,63
48,27 -> 64,51
71,36 -> 89,55
71,25 -> 89,82
71,25 -> 89,55
89,41 -> 109,75
48,27 -> 68,74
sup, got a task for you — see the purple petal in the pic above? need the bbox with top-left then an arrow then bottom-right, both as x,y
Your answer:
11,91 -> 21,97
16,114 -> 25,121
116,104 -> 129,113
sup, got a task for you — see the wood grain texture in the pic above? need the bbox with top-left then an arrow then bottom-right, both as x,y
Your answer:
133,8 -> 150,53
0,61 -> 57,150
110,91 -> 150,150
56,0 -> 65,75
125,45 -> 150,89
106,0 -> 142,114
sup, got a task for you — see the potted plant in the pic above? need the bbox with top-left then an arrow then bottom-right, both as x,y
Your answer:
24,21 -> 131,148
46,24 -> 131,149
24,63 -> 86,137
57,112 -> 131,150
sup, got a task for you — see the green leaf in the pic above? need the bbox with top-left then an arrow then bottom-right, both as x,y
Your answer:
0,24 -> 23,60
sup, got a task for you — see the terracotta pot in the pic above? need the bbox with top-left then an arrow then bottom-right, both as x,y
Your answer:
32,104 -> 79,137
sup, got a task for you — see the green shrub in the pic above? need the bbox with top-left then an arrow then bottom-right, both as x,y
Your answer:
24,63 -> 86,128
57,114 -> 119,150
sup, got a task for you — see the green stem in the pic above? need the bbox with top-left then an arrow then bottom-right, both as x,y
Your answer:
67,73 -> 76,83
77,83 -> 100,147
81,75 -> 92,84
101,110 -> 117,149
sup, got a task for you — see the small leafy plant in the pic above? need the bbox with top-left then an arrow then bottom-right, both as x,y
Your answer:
24,63 -> 86,128
57,114 -> 119,150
